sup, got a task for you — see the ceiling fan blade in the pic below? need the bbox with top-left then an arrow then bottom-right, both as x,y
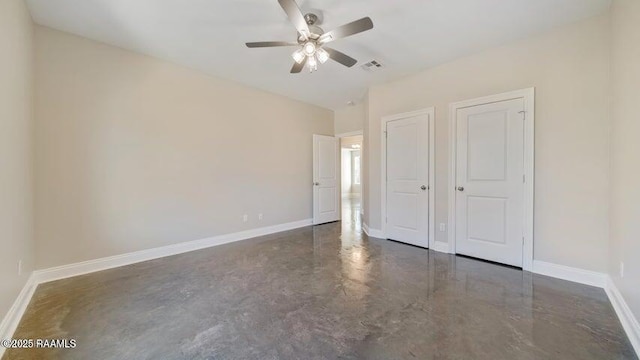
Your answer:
291,56 -> 308,73
319,17 -> 374,44
278,0 -> 311,39
246,41 -> 298,48
324,47 -> 358,67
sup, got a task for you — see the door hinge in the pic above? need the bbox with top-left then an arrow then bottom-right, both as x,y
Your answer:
523,174 -> 526,183
384,131 -> 388,138
519,110 -> 526,120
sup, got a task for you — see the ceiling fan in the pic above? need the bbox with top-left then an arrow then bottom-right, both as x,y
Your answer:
246,0 -> 374,73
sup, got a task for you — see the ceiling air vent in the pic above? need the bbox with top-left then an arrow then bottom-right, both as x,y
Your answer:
361,60 -> 384,72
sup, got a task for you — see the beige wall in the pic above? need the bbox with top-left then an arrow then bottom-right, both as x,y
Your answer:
334,103 -> 365,135
609,0 -> 640,319
34,27 -> 333,269
364,15 -> 611,272
0,0 -> 35,320
1,0 -> 635,339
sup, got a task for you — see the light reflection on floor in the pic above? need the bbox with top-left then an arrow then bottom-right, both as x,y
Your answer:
341,195 -> 362,233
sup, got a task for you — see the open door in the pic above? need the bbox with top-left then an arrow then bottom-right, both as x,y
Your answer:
313,135 -> 340,225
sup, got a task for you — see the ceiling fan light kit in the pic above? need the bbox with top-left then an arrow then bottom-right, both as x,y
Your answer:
292,49 -> 305,64
303,42 -> 316,56
246,0 -> 374,74
316,48 -> 330,64
292,42 -> 329,72
307,55 -> 318,72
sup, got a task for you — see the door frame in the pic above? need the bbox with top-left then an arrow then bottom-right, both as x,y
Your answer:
381,108 -> 436,249
447,88 -> 535,271
335,130 -> 364,138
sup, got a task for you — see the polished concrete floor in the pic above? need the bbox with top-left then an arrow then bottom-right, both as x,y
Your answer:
4,198 -> 636,359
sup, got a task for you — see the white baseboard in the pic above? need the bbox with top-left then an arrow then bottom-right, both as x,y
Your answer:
606,277 -> 640,355
34,218 -> 312,284
362,227 -> 449,255
362,222 -> 384,238
0,273 -> 37,359
432,241 -> 450,254
3,227 -> 637,359
369,228 -> 384,239
0,219 -> 313,352
531,260 -> 607,288
530,261 -> 638,356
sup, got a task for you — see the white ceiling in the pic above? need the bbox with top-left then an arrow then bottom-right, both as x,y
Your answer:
26,0 -> 610,110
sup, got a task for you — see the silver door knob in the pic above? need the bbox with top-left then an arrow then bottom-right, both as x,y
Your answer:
314,182 -> 320,186
457,186 -> 464,192
421,185 -> 427,191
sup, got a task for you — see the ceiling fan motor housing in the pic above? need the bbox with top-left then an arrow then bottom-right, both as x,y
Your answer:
304,13 -> 319,25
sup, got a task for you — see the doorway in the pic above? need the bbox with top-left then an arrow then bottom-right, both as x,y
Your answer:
340,135 -> 363,230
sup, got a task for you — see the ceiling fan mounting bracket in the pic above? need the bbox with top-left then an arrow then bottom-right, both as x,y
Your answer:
304,13 -> 319,26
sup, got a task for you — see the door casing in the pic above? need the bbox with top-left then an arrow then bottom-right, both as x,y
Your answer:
381,108 -> 436,249
448,88 -> 535,271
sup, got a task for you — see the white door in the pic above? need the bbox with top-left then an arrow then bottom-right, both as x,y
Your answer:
386,115 -> 429,247
313,135 -> 340,225
455,98 -> 525,267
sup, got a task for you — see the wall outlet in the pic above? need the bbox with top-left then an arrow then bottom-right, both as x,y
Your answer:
258,213 -> 263,221
439,223 -> 446,232
18,260 -> 22,275
242,214 -> 248,223
620,262 -> 624,278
